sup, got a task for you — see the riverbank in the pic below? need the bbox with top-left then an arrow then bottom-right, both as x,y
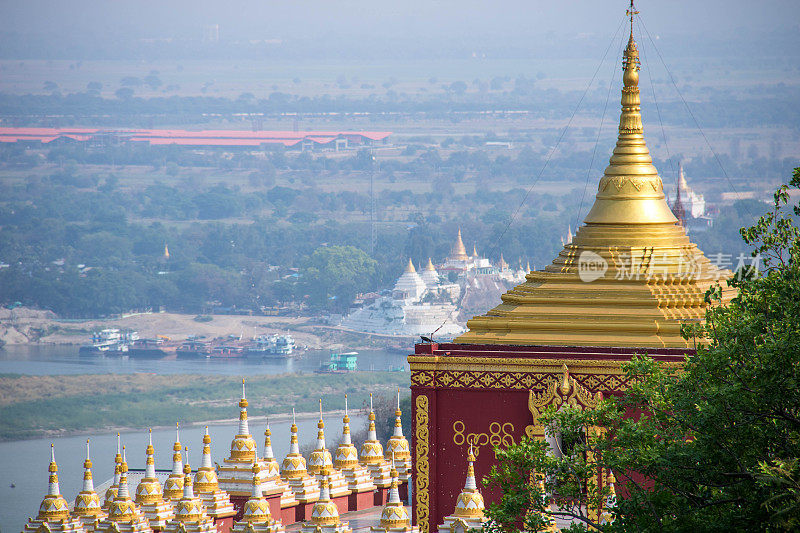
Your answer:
0,371 -> 409,441
0,307 -> 416,351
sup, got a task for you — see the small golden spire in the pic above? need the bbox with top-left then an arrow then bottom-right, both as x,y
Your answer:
584,0 -> 676,226
404,258 -> 416,274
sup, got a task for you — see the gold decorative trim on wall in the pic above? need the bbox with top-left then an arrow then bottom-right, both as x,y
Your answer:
415,395 -> 430,533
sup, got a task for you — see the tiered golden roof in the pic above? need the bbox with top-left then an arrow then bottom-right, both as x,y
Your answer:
455,23 -> 734,349
135,430 -> 175,530
74,440 -> 107,532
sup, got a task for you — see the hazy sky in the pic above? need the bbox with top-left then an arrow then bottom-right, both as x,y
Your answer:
2,0 -> 798,46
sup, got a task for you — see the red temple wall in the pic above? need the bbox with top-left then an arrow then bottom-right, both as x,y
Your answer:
410,342 -> 690,533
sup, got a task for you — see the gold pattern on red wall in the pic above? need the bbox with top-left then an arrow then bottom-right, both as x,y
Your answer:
415,395 -> 430,533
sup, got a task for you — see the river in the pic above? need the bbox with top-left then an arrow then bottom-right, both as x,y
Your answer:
0,345 -> 409,375
0,344 -> 407,532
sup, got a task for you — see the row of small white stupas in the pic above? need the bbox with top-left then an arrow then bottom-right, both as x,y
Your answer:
23,380 -> 490,533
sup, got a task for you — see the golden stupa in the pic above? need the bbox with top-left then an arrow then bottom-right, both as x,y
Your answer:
455,20 -> 734,349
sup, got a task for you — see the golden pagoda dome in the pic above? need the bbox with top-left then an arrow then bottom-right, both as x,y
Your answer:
382,454 -> 412,527
309,478 -> 340,527
172,459 -> 207,523
404,258 -> 416,274
163,453 -> 216,533
163,423 -> 185,500
74,439 -> 106,524
335,395 -> 359,469
136,430 -> 166,505
103,434 -> 123,509
107,447 -> 138,523
230,379 -> 257,462
135,430 -> 175,530
425,258 -> 436,272
449,229 -> 469,262
280,409 -> 308,479
241,464 -> 272,523
472,245 -> 479,259
308,400 -> 334,475
455,14 -> 734,349
37,444 -> 71,521
385,390 -> 410,461
452,448 -> 484,518
359,394 -> 385,465
194,426 -> 220,492
193,426 -> 235,520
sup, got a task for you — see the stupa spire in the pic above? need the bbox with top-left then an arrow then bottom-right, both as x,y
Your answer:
83,439 -> 95,492
584,1 -> 675,225
239,378 -> 250,436
404,258 -> 416,274
164,422 -> 185,499
450,228 -> 469,261
118,446 -> 130,499
263,421 -> 275,460
182,450 -> 195,500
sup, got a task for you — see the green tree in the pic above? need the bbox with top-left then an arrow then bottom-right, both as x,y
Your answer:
482,167 -> 800,532
301,245 -> 378,311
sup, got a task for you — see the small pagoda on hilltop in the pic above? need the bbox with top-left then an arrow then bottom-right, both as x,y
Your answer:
408,4 -> 735,532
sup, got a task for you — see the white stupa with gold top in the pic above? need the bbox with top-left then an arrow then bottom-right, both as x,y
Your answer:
163,424 -> 185,501
97,447 -> 153,533
230,463 -> 285,533
135,430 -> 175,530
23,444 -> 86,533
383,390 -> 411,484
371,454 -> 417,533
359,394 -> 392,489
218,380 -> 265,498
300,478 -> 351,533
334,395 -> 376,495
436,448 -> 489,533
279,409 -> 320,503
307,400 -> 351,500
193,426 -> 236,521
73,439 -> 107,533
259,421 -> 298,510
163,455 -> 216,533
102,434 -> 123,510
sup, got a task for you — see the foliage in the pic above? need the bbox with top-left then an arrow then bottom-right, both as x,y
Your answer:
299,245 -> 378,311
482,167 -> 800,532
